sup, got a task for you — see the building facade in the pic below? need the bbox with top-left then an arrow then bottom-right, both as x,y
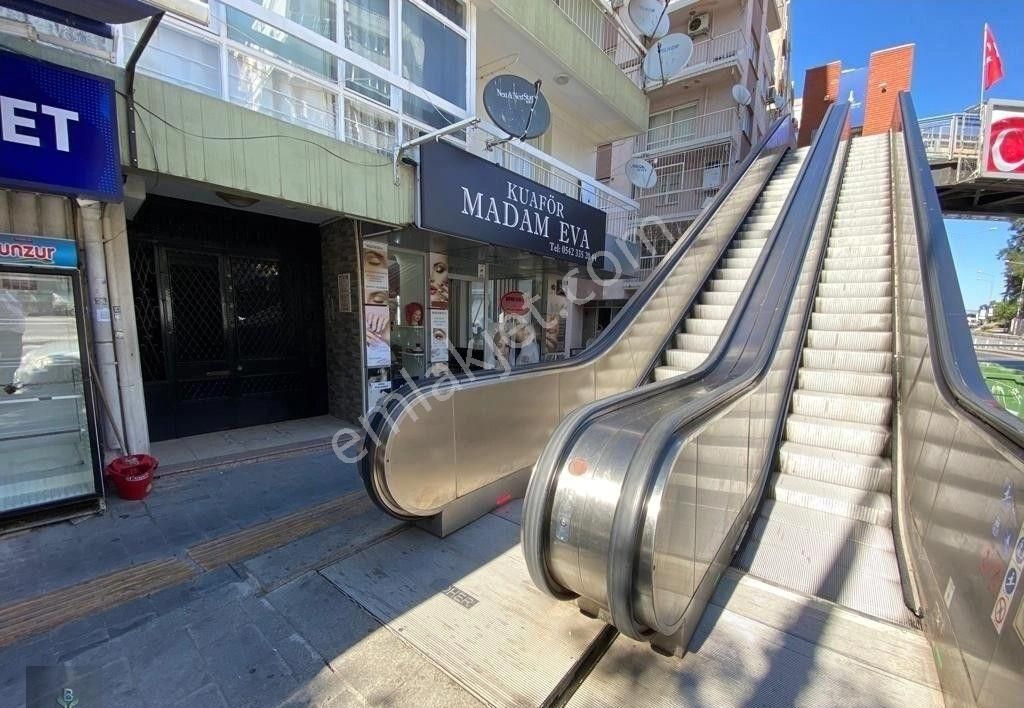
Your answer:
601,0 -> 793,294
0,0 -> 651,521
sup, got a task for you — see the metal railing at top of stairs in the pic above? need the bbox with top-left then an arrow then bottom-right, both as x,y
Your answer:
521,100 -> 851,651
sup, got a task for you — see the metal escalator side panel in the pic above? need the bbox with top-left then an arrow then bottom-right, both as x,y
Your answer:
891,92 -> 1024,705
522,103 -> 851,628
364,118 -> 796,521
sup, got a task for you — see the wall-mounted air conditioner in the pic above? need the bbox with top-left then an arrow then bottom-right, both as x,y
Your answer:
687,13 -> 711,38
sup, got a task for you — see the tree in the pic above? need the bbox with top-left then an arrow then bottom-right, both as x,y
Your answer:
998,218 -> 1024,299
991,300 -> 1019,325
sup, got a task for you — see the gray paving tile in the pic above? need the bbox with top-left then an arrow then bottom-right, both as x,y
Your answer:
128,627 -> 212,705
198,623 -> 298,708
171,683 -> 230,708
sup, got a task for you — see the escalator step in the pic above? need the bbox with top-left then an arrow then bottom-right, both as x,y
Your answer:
816,281 -> 892,299
686,317 -> 727,335
768,473 -> 893,526
801,348 -> 891,374
675,332 -> 717,351
797,368 -> 893,398
784,414 -> 891,457
814,296 -> 891,315
790,389 -> 892,426
778,440 -> 892,492
809,312 -> 892,331
805,328 -> 892,351
664,348 -> 708,371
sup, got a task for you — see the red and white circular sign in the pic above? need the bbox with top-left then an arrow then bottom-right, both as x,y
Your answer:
500,290 -> 528,315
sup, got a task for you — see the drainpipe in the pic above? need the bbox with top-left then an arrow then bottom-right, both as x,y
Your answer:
78,199 -> 126,459
126,12 -> 163,169
102,203 -> 149,454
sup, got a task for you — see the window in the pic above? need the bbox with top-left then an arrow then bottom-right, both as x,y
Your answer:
226,6 -> 338,81
596,144 -> 612,182
655,169 -> 682,207
228,50 -> 337,135
344,0 -> 389,68
418,0 -> 464,26
345,99 -> 397,152
402,0 -> 466,108
346,64 -> 393,106
125,22 -> 221,97
648,104 -> 698,150
402,91 -> 459,131
248,0 -> 337,40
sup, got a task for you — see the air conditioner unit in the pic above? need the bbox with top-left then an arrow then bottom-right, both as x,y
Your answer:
687,13 -> 711,38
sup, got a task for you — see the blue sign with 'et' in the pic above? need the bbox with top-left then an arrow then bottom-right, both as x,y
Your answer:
0,50 -> 121,201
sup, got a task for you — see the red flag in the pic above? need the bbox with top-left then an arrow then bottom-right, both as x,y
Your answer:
984,24 -> 1005,90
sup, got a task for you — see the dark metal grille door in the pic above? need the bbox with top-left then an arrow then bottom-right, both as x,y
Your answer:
167,253 -> 226,365
230,256 -> 290,359
128,240 -> 165,382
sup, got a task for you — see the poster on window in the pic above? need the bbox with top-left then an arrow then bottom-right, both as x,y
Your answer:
430,309 -> 449,363
543,275 -> 567,356
429,252 -> 449,309
982,101 -> 1024,180
367,377 -> 392,411
365,304 -> 391,367
363,241 -> 389,305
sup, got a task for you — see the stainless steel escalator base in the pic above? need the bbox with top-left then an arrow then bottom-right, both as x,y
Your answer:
320,510 -> 607,708
567,570 -> 942,708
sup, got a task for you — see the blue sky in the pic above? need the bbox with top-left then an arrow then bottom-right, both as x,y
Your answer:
790,0 -> 1024,311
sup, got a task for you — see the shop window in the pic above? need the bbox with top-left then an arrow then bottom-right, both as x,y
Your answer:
388,251 -> 427,380
226,6 -> 338,81
228,50 -> 337,136
344,0 -> 390,68
401,0 -> 466,108
248,0 -> 337,40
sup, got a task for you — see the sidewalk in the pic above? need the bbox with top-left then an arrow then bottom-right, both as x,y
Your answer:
0,448 -> 424,707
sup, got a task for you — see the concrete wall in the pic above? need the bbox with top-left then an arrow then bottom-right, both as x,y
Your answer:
863,44 -> 914,137
488,0 -> 648,134
798,61 -> 841,147
320,219 -> 365,424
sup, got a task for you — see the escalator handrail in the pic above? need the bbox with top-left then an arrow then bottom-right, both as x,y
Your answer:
896,92 -> 1024,448
522,102 -> 851,614
359,115 -> 792,516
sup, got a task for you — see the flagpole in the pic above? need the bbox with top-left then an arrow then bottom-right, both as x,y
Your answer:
980,23 -> 987,112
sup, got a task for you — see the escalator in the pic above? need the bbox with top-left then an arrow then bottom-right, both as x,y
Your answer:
656,152 -> 805,379
520,94 -> 1024,706
359,118 -> 809,531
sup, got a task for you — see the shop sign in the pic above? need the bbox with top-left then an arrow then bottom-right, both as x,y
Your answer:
418,140 -> 606,267
0,51 -> 122,201
500,290 -> 529,315
982,100 -> 1024,181
0,233 -> 77,268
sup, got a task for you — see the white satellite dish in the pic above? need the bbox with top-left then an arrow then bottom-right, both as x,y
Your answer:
732,84 -> 752,106
627,0 -> 669,39
642,33 -> 693,83
625,157 -> 658,189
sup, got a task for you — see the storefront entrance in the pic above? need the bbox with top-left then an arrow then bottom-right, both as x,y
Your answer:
129,197 -> 326,442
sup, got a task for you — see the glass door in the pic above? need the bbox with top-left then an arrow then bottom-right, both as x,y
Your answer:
0,268 -> 99,515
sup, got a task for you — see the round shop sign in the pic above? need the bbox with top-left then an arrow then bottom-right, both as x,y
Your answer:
500,290 -> 529,315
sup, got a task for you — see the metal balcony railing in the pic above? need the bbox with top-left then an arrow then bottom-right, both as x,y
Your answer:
646,29 -> 745,88
635,107 -> 735,156
470,123 -> 640,245
551,0 -> 645,88
624,140 -> 734,284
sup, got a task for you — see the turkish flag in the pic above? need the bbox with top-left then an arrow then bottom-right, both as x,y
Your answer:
984,24 -> 1005,90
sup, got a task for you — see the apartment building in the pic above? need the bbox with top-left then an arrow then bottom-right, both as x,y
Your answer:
0,0 -> 650,522
601,0 -> 793,295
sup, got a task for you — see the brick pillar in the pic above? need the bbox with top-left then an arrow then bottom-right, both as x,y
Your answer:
797,60 -> 841,147
862,44 -> 914,136
320,219 -> 365,424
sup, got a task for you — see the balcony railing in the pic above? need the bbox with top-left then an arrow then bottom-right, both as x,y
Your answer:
551,0 -> 645,88
625,141 -> 734,283
635,107 -> 735,156
647,29 -> 745,88
470,123 -> 640,245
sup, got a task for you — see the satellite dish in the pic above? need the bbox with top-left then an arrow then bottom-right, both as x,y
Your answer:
627,0 -> 669,39
732,84 -> 752,106
642,33 -> 693,83
625,157 -> 658,189
483,74 -> 551,140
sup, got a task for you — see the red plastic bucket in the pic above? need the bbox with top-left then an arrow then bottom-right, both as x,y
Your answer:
104,454 -> 158,501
